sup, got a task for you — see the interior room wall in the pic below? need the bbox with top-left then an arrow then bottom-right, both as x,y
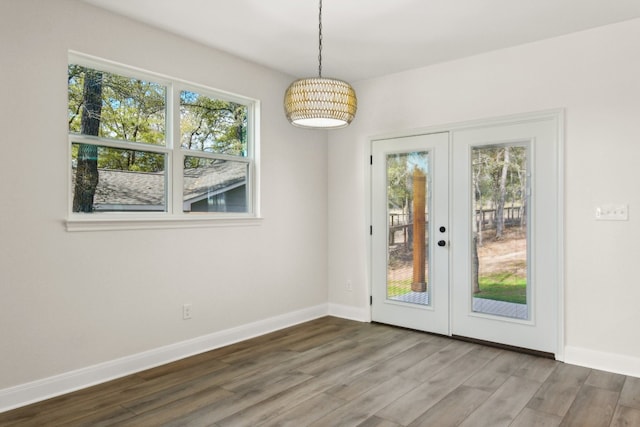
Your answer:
3,0 -> 639,412
0,0 -> 328,399
328,18 -> 640,376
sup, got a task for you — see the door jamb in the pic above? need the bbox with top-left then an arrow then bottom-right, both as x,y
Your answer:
365,109 -> 565,361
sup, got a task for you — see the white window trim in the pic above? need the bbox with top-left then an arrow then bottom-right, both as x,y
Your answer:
65,52 -> 261,231
65,216 -> 263,232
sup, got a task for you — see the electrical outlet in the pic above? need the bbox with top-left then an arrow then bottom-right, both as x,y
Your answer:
346,280 -> 353,292
183,303 -> 192,320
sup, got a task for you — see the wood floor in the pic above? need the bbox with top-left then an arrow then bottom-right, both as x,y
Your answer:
2,316 -> 640,426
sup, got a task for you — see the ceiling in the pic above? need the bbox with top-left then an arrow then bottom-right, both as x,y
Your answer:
83,0 -> 640,82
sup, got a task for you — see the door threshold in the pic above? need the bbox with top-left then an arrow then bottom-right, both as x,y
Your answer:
372,321 -> 555,359
452,334 -> 555,359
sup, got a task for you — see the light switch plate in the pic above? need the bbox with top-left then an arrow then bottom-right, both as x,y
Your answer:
595,204 -> 628,221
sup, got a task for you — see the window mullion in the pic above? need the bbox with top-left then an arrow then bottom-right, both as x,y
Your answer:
248,102 -> 258,215
69,135 -> 169,155
171,84 -> 183,215
182,152 -> 252,164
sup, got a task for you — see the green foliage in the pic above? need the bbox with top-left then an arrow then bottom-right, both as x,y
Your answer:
475,272 -> 527,304
69,66 -> 248,174
71,144 -> 165,173
69,65 -> 166,173
472,146 -> 527,210
387,273 -> 526,304
386,152 -> 428,214
180,90 -> 247,158
386,279 -> 425,298
67,64 -> 85,129
100,76 -> 165,145
68,65 -> 165,146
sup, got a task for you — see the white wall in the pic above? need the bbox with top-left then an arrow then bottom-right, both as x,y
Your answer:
328,18 -> 640,374
3,0 -> 640,412
0,0 -> 328,400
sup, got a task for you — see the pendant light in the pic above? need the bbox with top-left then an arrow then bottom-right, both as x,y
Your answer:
284,0 -> 357,129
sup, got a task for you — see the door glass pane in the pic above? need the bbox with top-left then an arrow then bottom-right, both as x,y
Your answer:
471,145 -> 529,319
386,151 -> 430,306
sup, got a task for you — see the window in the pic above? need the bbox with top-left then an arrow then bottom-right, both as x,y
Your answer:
67,53 -> 258,229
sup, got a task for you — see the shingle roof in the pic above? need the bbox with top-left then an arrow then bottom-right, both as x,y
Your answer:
94,169 -> 164,206
72,160 -> 246,208
183,160 -> 247,202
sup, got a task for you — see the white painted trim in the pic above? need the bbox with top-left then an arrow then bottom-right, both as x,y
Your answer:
555,110 -> 566,362
0,304 -> 328,413
328,303 -> 370,322
65,216 -> 264,232
364,143 -> 374,326
67,51 -> 261,227
367,109 -> 565,356
370,108 -> 565,142
564,346 -> 640,378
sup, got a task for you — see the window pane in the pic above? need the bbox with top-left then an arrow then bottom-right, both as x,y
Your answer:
471,145 -> 529,319
183,156 -> 248,213
71,143 -> 166,212
68,65 -> 166,145
180,90 -> 248,156
386,151 -> 431,306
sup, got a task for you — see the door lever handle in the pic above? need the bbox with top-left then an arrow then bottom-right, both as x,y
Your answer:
437,240 -> 447,247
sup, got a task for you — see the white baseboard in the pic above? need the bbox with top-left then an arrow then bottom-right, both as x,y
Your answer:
0,304 -> 328,413
564,346 -> 640,378
328,302 -> 370,322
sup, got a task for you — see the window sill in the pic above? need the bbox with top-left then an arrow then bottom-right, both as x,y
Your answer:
65,215 -> 263,232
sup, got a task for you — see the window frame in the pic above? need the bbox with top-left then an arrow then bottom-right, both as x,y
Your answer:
66,52 -> 261,231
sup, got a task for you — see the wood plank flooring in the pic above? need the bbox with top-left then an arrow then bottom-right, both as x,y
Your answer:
2,316 -> 639,426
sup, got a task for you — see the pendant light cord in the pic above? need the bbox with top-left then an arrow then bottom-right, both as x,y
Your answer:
318,0 -> 323,77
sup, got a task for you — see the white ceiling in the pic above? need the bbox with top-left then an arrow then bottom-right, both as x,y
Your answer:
83,0 -> 640,82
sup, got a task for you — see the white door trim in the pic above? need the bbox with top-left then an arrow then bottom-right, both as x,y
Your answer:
366,109 -> 564,360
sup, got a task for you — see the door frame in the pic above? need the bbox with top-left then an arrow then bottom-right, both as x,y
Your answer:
365,109 -> 565,361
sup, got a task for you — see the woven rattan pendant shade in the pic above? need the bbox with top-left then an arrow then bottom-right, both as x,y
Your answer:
284,0 -> 357,129
284,77 -> 357,129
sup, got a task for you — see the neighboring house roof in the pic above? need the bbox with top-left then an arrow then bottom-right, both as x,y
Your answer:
71,160 -> 246,209
183,160 -> 247,204
94,169 -> 164,206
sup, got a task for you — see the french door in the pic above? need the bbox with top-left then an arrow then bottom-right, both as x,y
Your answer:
371,114 -> 561,355
371,132 -> 450,335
